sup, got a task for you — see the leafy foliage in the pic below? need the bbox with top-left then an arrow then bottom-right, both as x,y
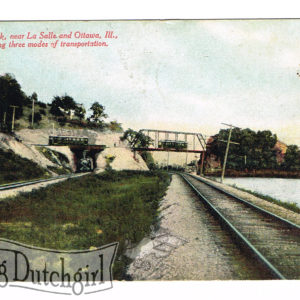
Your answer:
121,129 -> 153,148
28,112 -> 42,124
282,145 -> 300,171
108,120 -> 123,132
89,102 -> 108,124
207,128 -> 278,170
50,95 -> 77,117
0,73 -> 27,130
74,105 -> 86,121
0,74 -> 122,131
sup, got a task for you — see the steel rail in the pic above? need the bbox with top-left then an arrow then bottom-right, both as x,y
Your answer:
180,173 -> 286,280
186,173 -> 300,230
0,173 -> 87,191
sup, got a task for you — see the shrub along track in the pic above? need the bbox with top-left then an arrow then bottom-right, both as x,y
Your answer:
181,173 -> 300,279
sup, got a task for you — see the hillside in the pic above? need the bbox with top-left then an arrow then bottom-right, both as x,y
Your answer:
0,148 -> 49,184
0,73 -> 150,179
11,101 -> 122,132
0,132 -> 74,182
0,128 -> 149,184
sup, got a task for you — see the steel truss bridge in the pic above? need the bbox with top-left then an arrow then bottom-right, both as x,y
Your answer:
132,129 -> 209,174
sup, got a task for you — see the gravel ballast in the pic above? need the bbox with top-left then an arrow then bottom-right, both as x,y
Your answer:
126,174 -> 270,280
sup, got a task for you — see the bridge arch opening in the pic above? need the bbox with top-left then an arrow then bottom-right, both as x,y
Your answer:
69,145 -> 106,172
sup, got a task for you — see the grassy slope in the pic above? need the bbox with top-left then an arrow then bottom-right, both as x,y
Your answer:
0,170 -> 171,279
16,103 -> 80,130
0,148 -> 49,184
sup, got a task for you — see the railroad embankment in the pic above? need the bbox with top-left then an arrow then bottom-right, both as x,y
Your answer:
0,132 -> 73,182
0,132 -> 57,169
195,174 -> 300,226
0,147 -> 49,185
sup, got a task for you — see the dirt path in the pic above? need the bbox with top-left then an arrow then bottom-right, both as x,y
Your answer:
126,174 -> 268,280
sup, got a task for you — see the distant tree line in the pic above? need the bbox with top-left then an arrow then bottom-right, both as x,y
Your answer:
207,128 -> 300,171
0,73 -> 123,132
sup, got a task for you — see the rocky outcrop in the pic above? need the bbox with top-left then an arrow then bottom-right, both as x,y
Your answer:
95,147 -> 148,172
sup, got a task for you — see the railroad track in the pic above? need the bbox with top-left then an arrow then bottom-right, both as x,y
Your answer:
180,173 -> 300,279
0,173 -> 90,192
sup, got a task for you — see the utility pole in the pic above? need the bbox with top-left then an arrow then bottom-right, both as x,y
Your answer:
10,105 -> 19,132
200,151 -> 205,175
220,123 -> 240,183
185,150 -> 188,167
31,96 -> 35,128
167,151 -> 170,171
2,111 -> 7,130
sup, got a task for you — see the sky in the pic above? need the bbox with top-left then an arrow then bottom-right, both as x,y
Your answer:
1,20 -> 300,145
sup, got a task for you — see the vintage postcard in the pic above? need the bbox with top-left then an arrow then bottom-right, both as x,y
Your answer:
0,19 -> 299,296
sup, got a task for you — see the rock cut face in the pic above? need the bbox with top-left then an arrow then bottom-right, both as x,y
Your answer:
95,148 -> 149,173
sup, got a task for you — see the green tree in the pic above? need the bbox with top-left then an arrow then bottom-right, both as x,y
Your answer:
74,105 -> 86,121
282,145 -> 300,171
28,112 -> 42,125
207,128 -> 278,171
50,95 -> 77,118
62,95 -> 77,115
50,96 -> 64,117
31,92 -> 38,102
89,102 -> 108,124
121,129 -> 152,148
0,73 -> 26,130
108,121 -> 123,132
120,128 -> 137,146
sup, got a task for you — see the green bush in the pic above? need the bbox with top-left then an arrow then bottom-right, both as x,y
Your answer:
141,151 -> 157,170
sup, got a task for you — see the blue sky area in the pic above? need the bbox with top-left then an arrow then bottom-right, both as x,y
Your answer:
1,20 -> 300,145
